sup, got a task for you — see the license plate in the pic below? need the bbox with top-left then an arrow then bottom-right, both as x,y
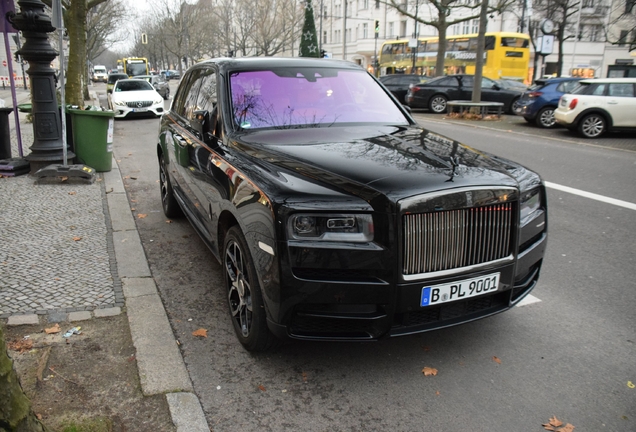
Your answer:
133,108 -> 148,112
420,273 -> 499,307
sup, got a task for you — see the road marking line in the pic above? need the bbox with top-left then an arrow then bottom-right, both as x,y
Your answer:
545,182 -> 636,211
516,294 -> 541,307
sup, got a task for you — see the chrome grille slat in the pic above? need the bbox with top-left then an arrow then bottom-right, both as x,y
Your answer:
126,100 -> 153,108
403,202 -> 513,275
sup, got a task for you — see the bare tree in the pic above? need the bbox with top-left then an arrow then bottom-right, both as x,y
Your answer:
385,0 -> 516,76
86,0 -> 127,63
249,0 -> 302,56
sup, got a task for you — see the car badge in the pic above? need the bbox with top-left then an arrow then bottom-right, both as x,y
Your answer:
137,102 -> 143,108
466,191 -> 473,207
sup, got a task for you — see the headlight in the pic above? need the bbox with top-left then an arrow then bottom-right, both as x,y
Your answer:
520,188 -> 542,224
288,214 -> 374,242
154,98 -> 163,105
113,100 -> 127,106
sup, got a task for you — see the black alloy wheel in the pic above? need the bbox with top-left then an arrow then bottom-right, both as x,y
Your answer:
511,97 -> 522,115
159,154 -> 182,218
223,226 -> 278,351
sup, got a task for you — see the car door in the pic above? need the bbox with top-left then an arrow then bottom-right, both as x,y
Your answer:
478,76 -> 510,105
605,82 -> 636,127
165,68 -> 210,235
381,76 -> 402,100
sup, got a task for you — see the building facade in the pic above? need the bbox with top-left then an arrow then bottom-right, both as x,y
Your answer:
316,0 -> 635,80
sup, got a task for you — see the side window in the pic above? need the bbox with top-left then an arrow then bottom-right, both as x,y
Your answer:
174,69 -> 206,120
561,81 -> 579,93
608,83 -> 635,97
461,76 -> 474,87
438,77 -> 457,87
196,69 -> 217,113
588,83 -> 606,95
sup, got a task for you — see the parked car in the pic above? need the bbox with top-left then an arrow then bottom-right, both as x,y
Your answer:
157,57 -> 547,351
133,74 -> 170,100
554,77 -> 636,138
406,74 -> 523,114
106,73 -> 128,94
161,70 -> 181,80
379,74 -> 428,103
109,79 -> 165,119
516,77 -> 583,128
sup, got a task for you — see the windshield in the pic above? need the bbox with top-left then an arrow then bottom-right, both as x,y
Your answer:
115,80 -> 153,92
230,68 -> 408,130
126,62 -> 147,77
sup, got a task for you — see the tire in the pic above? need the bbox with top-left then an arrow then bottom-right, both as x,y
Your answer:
159,154 -> 182,218
510,97 -> 522,115
428,95 -> 448,114
223,226 -> 278,351
163,88 -> 170,100
535,107 -> 556,128
578,113 -> 606,138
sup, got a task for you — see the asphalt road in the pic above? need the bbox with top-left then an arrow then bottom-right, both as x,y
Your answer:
97,82 -> 636,431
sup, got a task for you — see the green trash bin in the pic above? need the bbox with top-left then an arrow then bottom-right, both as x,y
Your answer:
68,107 -> 115,172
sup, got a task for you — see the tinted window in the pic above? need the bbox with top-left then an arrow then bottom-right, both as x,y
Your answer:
461,76 -> 474,87
196,69 -> 218,113
174,69 -> 206,120
229,68 -> 407,130
431,77 -> 457,87
115,80 -> 153,91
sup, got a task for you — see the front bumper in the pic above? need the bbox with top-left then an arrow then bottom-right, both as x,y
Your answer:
113,103 -> 164,118
267,232 -> 546,342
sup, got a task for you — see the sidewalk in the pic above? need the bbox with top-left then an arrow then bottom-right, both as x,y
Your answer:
0,87 -> 208,431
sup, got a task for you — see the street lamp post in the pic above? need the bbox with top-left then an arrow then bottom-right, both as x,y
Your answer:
7,0 -> 74,173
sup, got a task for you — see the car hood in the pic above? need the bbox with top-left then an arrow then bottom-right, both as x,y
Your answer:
233,125 -> 540,204
112,90 -> 160,102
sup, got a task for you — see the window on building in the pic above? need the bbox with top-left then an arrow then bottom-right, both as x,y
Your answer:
323,31 -> 328,44
462,20 -> 470,34
362,0 -> 369,9
619,30 -> 629,46
472,19 -> 479,33
347,28 -> 352,42
400,20 -> 407,37
363,23 -> 368,39
376,0 -> 380,9
388,22 -> 394,37
582,0 -> 594,7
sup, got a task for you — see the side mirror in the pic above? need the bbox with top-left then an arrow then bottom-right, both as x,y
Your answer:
192,109 -> 218,144
493,84 -> 501,90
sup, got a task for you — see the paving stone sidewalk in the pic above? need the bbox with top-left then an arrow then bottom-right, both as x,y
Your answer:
0,88 -> 123,319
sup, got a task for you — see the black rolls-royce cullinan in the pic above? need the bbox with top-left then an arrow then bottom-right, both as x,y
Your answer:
158,57 -> 547,351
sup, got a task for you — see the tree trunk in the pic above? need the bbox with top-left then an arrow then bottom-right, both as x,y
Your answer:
66,0 -> 87,105
0,326 -> 49,432
436,16 -> 447,77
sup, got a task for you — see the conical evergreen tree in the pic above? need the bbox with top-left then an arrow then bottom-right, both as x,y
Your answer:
299,0 -> 320,58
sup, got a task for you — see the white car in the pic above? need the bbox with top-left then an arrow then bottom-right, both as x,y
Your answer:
91,65 -> 107,82
109,79 -> 165,119
554,78 -> 636,138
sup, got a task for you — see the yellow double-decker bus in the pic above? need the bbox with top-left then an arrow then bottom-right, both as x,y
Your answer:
121,57 -> 149,77
379,32 -> 530,82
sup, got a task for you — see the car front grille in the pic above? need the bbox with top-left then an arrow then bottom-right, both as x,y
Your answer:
126,101 -> 153,108
403,202 -> 513,275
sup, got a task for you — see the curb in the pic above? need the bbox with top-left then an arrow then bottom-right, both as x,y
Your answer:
105,157 -> 208,430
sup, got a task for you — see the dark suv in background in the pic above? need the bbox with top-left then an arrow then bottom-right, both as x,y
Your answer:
516,77 -> 583,128
379,74 -> 428,103
406,74 -> 523,114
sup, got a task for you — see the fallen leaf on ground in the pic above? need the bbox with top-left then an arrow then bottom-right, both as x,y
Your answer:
627,381 -> 635,388
302,372 -> 308,382
45,324 -> 61,334
130,176 -> 137,180
258,385 -> 266,391
60,176 -> 68,181
492,356 -> 502,364
72,237 -> 82,241
68,191 -> 76,195
7,338 -> 33,352
137,214 -> 147,219
422,367 -> 438,376
543,416 -> 564,431
192,328 -> 207,338
559,424 -> 575,432
166,220 -> 173,223
435,390 -> 440,396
